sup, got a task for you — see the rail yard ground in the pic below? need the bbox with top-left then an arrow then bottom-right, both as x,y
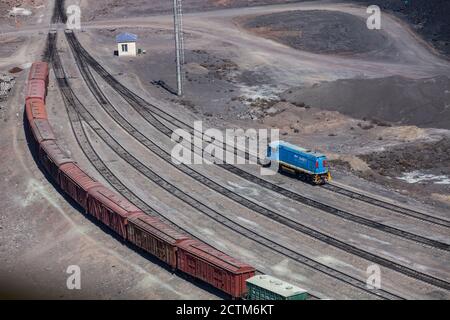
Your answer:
0,0 -> 450,300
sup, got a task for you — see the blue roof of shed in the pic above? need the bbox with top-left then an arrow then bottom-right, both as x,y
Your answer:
116,32 -> 138,43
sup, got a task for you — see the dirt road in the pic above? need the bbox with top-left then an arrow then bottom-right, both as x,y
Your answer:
70,2 -> 450,86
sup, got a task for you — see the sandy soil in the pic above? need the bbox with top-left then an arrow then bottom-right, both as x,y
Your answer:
0,37 -> 26,59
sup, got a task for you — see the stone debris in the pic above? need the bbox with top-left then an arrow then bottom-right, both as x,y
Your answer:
237,99 -> 288,120
0,74 -> 16,101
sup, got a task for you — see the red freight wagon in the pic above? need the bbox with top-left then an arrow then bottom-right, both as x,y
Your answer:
59,163 -> 102,210
29,119 -> 55,143
26,80 -> 46,102
177,240 -> 256,298
26,98 -> 48,121
39,141 -> 73,182
127,214 -> 189,269
87,186 -> 141,238
28,118 -> 55,154
28,62 -> 49,84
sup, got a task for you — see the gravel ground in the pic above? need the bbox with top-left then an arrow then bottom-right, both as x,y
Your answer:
0,37 -> 25,59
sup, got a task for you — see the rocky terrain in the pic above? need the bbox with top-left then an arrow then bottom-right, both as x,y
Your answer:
361,137 -> 450,177
0,74 -> 15,102
354,137 -> 450,206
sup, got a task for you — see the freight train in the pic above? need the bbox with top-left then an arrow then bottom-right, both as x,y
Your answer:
265,141 -> 331,185
25,62 -> 256,299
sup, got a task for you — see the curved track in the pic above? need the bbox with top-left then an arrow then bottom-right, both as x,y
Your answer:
62,31 -> 450,293
49,32 -> 405,300
66,32 -> 450,236
322,183 -> 450,228
64,32 -> 450,254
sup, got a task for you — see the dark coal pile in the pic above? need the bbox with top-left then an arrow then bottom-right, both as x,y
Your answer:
360,137 -> 450,176
352,0 -> 450,57
240,10 -> 388,54
282,75 -> 450,129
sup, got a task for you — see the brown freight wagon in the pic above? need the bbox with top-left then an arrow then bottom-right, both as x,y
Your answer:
177,240 -> 256,299
87,186 -> 142,238
29,118 -> 55,144
28,118 -> 55,154
26,98 -> 48,121
26,80 -> 46,102
127,214 -> 189,269
28,62 -> 49,85
59,163 -> 102,210
39,141 -> 73,183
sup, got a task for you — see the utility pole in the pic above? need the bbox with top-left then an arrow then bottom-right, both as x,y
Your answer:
173,0 -> 185,96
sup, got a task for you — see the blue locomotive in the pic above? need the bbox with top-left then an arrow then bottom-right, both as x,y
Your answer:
265,141 -> 331,185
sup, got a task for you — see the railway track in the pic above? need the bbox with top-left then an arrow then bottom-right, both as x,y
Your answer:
67,33 -> 450,231
46,33 -> 189,234
322,183 -> 450,228
51,0 -> 66,24
62,32 -> 450,293
64,32 -> 450,254
69,36 -> 450,231
49,32 -> 403,300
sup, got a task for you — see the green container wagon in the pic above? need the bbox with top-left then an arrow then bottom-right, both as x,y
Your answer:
246,275 -> 308,300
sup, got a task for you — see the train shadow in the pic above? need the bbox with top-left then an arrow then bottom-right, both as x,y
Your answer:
23,110 -> 229,300
150,80 -> 178,96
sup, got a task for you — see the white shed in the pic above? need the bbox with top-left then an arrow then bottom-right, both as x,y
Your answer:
116,32 -> 138,57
